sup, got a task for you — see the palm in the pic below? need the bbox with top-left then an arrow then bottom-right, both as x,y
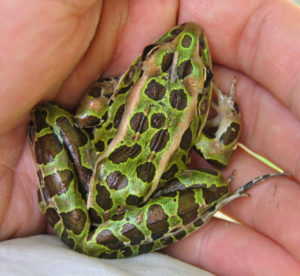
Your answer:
0,0 -> 299,274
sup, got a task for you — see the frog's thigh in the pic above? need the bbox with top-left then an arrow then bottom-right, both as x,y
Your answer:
32,103 -> 92,251
82,169 -> 230,258
195,81 -> 241,168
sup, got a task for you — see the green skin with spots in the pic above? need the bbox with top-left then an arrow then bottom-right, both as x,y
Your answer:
30,23 -> 244,258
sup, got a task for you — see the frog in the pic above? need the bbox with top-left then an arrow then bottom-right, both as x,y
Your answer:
28,23 -> 283,258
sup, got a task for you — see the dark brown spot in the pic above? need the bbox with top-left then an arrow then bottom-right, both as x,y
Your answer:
198,34 -> 207,57
44,170 -> 73,196
117,81 -> 134,95
111,212 -> 125,221
138,242 -> 154,254
96,185 -> 113,211
157,178 -> 185,196
206,159 -> 226,169
102,111 -> 108,121
61,230 -> 75,249
121,247 -> 133,257
88,207 -> 102,224
113,104 -> 125,128
150,113 -> 166,129
220,122 -> 240,145
169,89 -> 187,110
173,229 -> 186,240
150,129 -> 170,152
96,229 -> 124,250
161,236 -> 173,245
130,112 -> 149,134
32,108 -> 48,133
161,164 -> 179,180
88,86 -> 102,98
178,191 -> 199,225
177,60 -> 193,79
170,24 -> 185,36
147,204 -> 169,240
136,162 -> 156,182
202,186 -> 228,204
123,65 -> 136,84
126,194 -> 144,206
105,123 -> 113,130
161,52 -> 174,72
171,227 -> 181,233
61,209 -> 87,235
107,138 -> 113,145
181,34 -> 192,48
201,126 -> 215,139
139,69 -> 144,78
144,79 -> 166,101
95,140 -> 105,152
76,115 -> 101,128
108,144 -> 142,164
204,65 -> 213,88
141,44 -> 159,61
35,134 -> 63,165
194,218 -> 204,227
106,171 -> 128,190
180,127 -> 192,150
121,223 -> 145,245
45,207 -> 60,228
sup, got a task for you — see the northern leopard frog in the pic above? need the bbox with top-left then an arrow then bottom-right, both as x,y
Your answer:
28,23 -> 283,258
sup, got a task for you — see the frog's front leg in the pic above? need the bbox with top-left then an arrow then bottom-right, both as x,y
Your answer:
195,78 -> 241,168
75,77 -> 119,128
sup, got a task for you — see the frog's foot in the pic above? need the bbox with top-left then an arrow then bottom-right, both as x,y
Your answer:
194,77 -> 241,168
200,172 -> 289,225
215,172 -> 289,210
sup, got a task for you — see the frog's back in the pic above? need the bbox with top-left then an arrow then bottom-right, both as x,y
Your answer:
87,23 -> 213,218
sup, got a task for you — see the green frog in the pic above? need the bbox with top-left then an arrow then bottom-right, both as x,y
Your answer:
28,23 -> 283,258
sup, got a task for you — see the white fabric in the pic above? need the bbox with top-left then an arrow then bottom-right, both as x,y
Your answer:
0,235 -> 212,275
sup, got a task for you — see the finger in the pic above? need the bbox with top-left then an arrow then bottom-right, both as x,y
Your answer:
164,218 -> 300,275
0,125 -> 46,240
179,0 -> 300,119
0,0 -> 101,134
59,0 -> 179,104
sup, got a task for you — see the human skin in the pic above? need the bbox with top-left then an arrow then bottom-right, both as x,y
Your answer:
0,0 -> 300,275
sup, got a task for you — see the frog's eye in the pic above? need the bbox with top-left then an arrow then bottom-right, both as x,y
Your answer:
204,65 -> 213,88
141,44 -> 160,61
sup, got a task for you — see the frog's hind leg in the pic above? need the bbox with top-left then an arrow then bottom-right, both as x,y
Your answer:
30,103 -> 94,252
194,78 -> 241,168
81,168 -> 232,258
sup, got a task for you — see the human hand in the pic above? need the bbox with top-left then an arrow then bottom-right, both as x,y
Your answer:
0,0 -> 299,275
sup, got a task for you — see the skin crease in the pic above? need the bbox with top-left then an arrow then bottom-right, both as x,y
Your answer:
0,0 -> 300,274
